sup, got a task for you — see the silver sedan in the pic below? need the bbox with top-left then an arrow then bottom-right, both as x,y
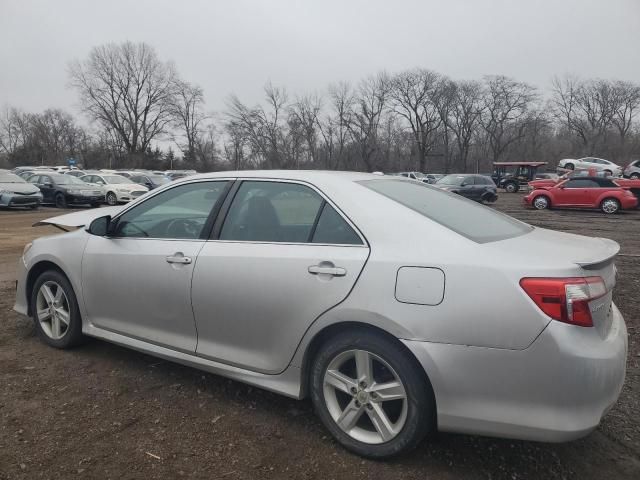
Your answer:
13,171 -> 627,458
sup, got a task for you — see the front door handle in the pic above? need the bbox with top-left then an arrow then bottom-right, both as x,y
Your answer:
308,264 -> 347,277
166,253 -> 192,264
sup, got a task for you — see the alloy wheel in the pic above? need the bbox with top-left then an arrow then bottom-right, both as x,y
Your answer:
323,349 -> 408,444
106,192 -> 117,205
601,199 -> 619,214
533,196 -> 549,209
35,281 -> 70,340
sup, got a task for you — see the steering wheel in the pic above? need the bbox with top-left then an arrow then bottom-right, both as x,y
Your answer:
166,218 -> 201,238
118,221 -> 149,237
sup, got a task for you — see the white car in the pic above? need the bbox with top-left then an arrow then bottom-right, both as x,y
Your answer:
79,173 -> 148,205
558,157 -> 622,176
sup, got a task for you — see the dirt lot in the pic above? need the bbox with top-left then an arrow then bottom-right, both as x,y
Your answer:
0,197 -> 639,480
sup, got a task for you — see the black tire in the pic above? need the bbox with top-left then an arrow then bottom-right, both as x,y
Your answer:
29,270 -> 85,349
532,195 -> 551,210
310,329 -> 435,459
106,191 -> 118,206
482,191 -> 498,204
564,163 -> 575,170
600,198 -> 620,214
55,193 -> 67,209
504,182 -> 519,193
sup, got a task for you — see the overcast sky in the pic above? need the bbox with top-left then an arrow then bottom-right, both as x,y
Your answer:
1,0 -> 639,117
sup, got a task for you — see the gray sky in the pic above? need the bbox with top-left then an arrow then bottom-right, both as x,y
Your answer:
1,0 -> 639,116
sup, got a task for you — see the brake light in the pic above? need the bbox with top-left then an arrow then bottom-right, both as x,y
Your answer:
519,277 -> 606,327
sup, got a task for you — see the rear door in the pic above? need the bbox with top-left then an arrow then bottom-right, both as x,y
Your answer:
191,179 -> 369,374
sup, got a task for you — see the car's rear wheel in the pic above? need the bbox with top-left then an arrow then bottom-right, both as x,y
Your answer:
604,169 -> 612,176
55,193 -> 67,209
504,182 -> 519,193
310,329 -> 434,458
564,163 -> 575,170
600,198 -> 620,214
106,192 -> 118,206
630,173 -> 640,179
30,270 -> 85,349
533,195 -> 551,210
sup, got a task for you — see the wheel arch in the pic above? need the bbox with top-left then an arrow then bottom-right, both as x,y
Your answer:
298,320 -> 436,413
25,260 -> 72,316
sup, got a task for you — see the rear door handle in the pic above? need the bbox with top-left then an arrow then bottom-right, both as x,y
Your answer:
166,253 -> 192,264
308,264 -> 347,277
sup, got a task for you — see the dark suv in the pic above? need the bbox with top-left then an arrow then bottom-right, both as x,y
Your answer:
434,174 -> 498,203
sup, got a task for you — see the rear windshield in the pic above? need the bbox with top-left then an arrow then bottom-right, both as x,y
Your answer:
359,179 -> 532,243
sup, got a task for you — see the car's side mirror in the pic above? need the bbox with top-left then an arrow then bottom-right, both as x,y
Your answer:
87,215 -> 111,236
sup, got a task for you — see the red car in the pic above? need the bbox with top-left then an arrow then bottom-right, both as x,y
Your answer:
524,177 -> 638,214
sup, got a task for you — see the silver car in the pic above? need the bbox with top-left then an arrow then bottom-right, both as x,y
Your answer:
623,159 -> 640,179
13,171 -> 627,458
558,157 -> 623,176
0,170 -> 43,208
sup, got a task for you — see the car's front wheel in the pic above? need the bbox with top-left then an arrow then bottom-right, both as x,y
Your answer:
310,329 -> 434,458
55,193 -> 67,209
30,270 -> 85,349
504,182 -> 519,193
600,198 -> 620,214
106,192 -> 118,206
533,195 -> 551,210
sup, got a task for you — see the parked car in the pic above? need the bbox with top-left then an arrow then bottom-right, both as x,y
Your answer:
492,162 -> 547,192
396,172 -> 427,181
558,157 -> 622,176
63,170 -> 87,178
424,173 -> 445,184
79,174 -> 148,205
623,159 -> 640,179
0,170 -> 43,208
130,173 -> 170,190
435,174 -> 498,203
524,177 -> 637,213
14,171 -> 627,458
26,173 -> 103,208
17,169 -> 55,180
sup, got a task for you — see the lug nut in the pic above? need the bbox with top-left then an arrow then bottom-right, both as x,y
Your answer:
355,400 -> 361,408
370,392 -> 378,399
350,387 -> 358,395
366,403 -> 373,410
359,381 -> 367,389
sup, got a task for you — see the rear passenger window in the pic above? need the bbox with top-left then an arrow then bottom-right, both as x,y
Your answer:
312,204 -> 362,245
220,181 -> 323,243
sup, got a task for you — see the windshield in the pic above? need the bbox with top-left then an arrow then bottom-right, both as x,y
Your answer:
51,175 -> 86,185
436,174 -> 468,186
149,175 -> 170,184
359,179 -> 532,243
0,172 -> 26,183
103,175 -> 134,184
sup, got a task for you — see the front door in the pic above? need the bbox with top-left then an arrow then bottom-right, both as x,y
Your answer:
81,180 -> 230,352
192,180 -> 369,374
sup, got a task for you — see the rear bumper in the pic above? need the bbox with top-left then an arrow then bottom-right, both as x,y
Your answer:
620,196 -> 638,209
403,303 -> 627,442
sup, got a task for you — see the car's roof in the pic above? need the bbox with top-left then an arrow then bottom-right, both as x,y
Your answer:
185,170 -> 380,183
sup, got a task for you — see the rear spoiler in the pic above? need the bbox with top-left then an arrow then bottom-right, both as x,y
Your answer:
575,238 -> 620,269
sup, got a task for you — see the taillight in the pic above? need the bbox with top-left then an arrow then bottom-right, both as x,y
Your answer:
520,277 -> 607,327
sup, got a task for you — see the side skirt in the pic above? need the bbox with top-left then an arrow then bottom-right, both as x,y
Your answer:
84,324 -> 304,399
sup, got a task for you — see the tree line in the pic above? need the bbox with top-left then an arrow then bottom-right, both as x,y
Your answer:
2,41 -> 640,173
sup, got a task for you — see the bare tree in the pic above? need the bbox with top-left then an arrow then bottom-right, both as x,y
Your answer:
69,42 -> 177,156
609,80 -> 640,143
389,69 -> 442,172
170,80 -> 207,165
0,106 -> 29,159
441,80 -> 485,172
346,74 -> 389,171
289,94 -> 322,166
481,75 -> 537,162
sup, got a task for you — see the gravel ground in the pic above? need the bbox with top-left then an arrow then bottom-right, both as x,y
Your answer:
0,195 -> 638,480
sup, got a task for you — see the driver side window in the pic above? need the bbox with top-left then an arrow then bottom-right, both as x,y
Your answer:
112,181 -> 229,240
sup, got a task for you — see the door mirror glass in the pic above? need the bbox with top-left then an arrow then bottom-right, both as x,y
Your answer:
87,215 -> 111,236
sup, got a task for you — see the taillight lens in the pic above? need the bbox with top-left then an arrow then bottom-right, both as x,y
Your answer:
520,277 -> 606,327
